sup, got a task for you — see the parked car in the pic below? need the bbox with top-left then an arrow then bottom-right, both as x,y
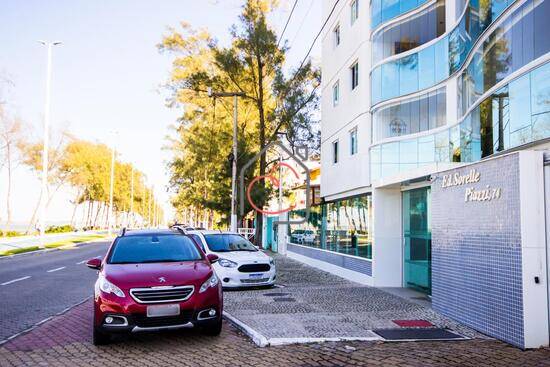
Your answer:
86,228 -> 223,345
187,230 -> 276,288
290,229 -> 316,244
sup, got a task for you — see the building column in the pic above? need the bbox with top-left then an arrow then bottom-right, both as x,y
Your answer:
372,186 -> 403,287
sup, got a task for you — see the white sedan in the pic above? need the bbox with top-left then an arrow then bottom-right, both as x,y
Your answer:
187,230 -> 276,288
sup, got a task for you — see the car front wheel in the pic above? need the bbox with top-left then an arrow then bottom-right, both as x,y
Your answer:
202,318 -> 222,336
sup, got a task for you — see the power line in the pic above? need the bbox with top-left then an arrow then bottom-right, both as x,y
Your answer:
277,0 -> 299,48
289,0 -> 315,49
295,0 -> 340,72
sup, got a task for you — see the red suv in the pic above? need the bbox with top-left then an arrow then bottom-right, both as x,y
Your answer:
86,229 -> 222,345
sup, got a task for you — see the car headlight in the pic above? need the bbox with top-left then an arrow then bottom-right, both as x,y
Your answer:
269,258 -> 275,265
97,274 -> 125,298
199,273 -> 219,293
218,258 -> 238,268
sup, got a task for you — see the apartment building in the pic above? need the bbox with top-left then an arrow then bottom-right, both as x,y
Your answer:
286,0 -> 550,349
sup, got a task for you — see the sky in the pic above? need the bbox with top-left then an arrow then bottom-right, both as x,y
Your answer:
0,0 -> 322,228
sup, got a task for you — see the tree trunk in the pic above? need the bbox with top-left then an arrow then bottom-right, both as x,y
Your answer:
5,142 -> 12,230
25,191 -> 42,234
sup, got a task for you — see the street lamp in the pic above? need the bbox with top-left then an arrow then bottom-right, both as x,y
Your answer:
207,88 -> 246,232
38,40 -> 62,247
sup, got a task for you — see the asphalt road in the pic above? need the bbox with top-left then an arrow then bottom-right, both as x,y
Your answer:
0,241 -> 111,342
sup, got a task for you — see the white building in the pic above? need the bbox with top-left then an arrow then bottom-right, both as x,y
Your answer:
285,0 -> 550,349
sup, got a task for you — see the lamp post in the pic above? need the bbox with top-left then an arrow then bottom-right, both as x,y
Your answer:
38,40 -> 61,247
207,88 -> 246,232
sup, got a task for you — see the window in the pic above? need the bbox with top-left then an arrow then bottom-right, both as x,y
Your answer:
332,81 -> 340,106
351,62 -> 359,90
203,234 -> 257,252
332,140 -> 339,163
350,128 -> 358,155
109,235 -> 202,264
351,0 -> 359,24
333,24 -> 340,46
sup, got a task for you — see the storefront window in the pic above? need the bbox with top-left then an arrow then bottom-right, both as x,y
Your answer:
288,196 -> 373,260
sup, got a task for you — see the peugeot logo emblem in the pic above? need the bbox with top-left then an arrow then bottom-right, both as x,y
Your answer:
158,277 -> 166,283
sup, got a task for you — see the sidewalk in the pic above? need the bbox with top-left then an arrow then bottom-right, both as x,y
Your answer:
223,253 -> 484,346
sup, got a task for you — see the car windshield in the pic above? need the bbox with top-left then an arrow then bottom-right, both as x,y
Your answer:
109,234 -> 202,264
203,234 -> 257,252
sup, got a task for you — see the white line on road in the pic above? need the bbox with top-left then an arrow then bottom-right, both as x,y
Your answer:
1,276 -> 31,286
76,260 -> 87,264
47,266 -> 66,273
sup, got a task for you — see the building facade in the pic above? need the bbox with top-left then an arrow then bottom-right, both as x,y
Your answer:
285,0 -> 550,349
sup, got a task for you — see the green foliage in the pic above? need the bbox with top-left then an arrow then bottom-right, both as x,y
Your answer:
0,230 -> 23,237
45,224 -> 75,234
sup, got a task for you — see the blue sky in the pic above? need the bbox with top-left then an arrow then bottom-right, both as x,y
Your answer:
0,0 -> 321,225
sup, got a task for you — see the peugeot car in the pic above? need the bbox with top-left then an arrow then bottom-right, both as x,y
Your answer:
187,230 -> 276,288
86,228 -> 222,345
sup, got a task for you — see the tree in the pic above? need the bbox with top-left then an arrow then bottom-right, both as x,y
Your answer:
160,0 -> 320,244
0,107 -> 23,230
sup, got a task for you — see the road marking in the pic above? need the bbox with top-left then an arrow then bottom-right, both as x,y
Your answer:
76,260 -> 87,264
47,266 -> 66,273
1,276 -> 31,286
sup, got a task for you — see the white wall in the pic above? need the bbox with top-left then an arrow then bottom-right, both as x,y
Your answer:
519,151 -> 549,348
321,0 -> 372,199
372,186 -> 403,286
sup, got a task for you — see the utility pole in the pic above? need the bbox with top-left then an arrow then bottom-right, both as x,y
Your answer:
129,165 -> 134,227
108,134 -> 116,237
207,88 -> 245,232
38,40 -> 61,247
148,188 -> 152,226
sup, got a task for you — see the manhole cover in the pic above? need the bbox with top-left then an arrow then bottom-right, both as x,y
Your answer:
263,293 -> 290,297
373,328 -> 466,341
273,297 -> 296,302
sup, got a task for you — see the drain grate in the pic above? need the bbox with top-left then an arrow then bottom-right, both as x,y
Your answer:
273,297 -> 296,302
373,328 -> 466,341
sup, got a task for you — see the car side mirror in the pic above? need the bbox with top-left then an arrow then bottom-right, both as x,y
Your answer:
206,254 -> 219,264
86,258 -> 102,270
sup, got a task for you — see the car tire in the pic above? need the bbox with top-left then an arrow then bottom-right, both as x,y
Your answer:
93,326 -> 111,345
203,318 -> 223,336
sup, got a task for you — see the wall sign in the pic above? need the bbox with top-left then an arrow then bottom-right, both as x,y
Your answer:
441,169 -> 502,202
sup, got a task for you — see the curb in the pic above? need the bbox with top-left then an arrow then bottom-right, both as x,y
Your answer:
222,311 -> 383,347
0,296 -> 92,346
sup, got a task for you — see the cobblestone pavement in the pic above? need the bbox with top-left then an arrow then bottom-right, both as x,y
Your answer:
223,254 -> 483,341
1,299 -> 549,367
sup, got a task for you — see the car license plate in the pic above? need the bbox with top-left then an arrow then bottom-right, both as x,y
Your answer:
249,273 -> 263,278
146,304 -> 180,318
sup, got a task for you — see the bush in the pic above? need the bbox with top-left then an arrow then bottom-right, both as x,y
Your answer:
45,225 -> 76,234
0,230 -> 24,237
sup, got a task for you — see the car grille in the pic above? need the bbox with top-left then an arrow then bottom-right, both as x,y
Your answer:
130,286 -> 194,304
241,278 -> 270,284
238,263 -> 271,273
132,310 -> 194,328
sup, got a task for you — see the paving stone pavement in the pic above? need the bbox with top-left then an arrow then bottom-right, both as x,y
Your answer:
1,299 -> 549,367
223,254 -> 484,340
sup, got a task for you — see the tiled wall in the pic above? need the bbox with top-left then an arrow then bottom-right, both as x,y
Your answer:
431,153 -> 524,347
287,243 -> 373,276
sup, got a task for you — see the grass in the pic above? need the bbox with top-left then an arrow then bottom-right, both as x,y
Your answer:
0,234 -> 107,256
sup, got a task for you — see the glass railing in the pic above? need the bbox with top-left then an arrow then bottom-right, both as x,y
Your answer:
371,0 -> 518,106
371,61 -> 550,180
371,0 -> 431,30
372,0 -> 445,65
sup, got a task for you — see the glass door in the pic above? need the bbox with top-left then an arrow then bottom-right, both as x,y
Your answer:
402,187 -> 432,294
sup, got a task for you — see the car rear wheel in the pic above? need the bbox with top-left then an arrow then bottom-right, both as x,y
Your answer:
202,318 -> 222,336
